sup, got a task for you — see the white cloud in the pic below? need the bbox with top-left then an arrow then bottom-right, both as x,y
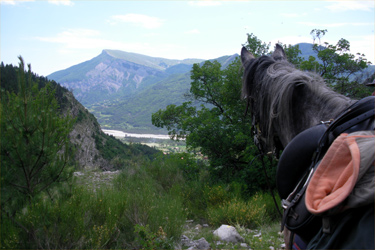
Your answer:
48,0 -> 74,6
185,29 -> 200,34
325,1 -> 374,12
0,0 -> 34,5
188,0 -> 222,7
110,14 -> 164,29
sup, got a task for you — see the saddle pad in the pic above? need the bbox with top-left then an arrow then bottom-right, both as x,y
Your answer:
306,131 -> 375,216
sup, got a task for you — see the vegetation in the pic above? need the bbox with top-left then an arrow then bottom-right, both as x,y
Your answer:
152,30 -> 373,196
299,29 -> 372,98
1,57 -> 75,223
1,152 -> 281,249
1,29 -> 373,249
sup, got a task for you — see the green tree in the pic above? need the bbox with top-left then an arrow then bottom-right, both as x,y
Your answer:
242,33 -> 270,57
300,29 -> 371,98
152,58 -> 276,194
242,33 -> 304,67
152,30 -> 371,194
1,57 -> 75,215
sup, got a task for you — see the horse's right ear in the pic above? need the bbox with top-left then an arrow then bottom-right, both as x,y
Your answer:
241,47 -> 255,67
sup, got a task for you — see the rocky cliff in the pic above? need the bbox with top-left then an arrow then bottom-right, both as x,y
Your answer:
62,90 -> 109,169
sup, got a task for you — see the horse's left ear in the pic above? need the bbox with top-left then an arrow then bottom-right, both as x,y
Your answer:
241,47 -> 255,67
272,44 -> 287,61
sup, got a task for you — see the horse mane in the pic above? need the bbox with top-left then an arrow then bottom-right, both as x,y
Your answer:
242,55 -> 352,150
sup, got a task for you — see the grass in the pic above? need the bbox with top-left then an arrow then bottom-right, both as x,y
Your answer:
1,154 -> 283,249
231,222 -> 285,250
180,221 -> 284,249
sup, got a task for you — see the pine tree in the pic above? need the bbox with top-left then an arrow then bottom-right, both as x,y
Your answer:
1,57 -> 75,215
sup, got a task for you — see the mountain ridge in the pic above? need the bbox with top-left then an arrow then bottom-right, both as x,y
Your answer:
47,49 -> 239,133
103,49 -> 204,70
48,44 -> 374,134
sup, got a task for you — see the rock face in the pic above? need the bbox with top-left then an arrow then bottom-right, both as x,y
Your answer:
213,225 -> 245,243
63,90 -> 110,169
62,86 -> 159,171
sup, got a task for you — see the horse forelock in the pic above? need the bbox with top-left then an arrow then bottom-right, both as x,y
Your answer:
242,55 -> 351,150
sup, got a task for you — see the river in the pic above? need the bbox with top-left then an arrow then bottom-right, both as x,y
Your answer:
102,129 -> 171,140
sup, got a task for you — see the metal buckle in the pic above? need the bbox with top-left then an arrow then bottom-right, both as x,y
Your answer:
281,199 -> 291,210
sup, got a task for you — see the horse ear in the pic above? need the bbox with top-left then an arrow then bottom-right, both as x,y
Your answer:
272,44 -> 287,61
241,47 -> 255,67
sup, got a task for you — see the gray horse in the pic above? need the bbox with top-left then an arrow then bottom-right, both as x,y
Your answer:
241,45 -> 374,249
241,44 -> 354,153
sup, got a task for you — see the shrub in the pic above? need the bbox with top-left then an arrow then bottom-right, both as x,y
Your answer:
1,169 -> 187,249
203,184 -> 231,207
146,153 -> 185,191
206,192 -> 279,229
113,165 -> 186,241
134,224 -> 174,250
1,185 -> 124,249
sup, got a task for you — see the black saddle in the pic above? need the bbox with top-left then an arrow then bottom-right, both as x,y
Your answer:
276,96 -> 375,246
276,123 -> 326,199
277,96 -> 375,199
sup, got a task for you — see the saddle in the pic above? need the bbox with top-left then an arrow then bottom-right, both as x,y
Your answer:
277,96 -> 375,245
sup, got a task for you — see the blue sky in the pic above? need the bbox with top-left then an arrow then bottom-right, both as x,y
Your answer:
1,0 -> 374,76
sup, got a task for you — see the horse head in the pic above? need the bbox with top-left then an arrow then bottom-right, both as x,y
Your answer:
240,44 -> 353,153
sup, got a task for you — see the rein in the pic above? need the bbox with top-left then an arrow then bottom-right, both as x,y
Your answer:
249,119 -> 282,218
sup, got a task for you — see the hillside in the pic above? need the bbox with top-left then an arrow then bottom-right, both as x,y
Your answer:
48,50 -> 238,133
48,44 -> 374,134
48,50 -> 205,106
0,63 -> 159,170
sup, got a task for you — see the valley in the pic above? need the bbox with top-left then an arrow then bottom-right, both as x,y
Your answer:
102,129 -> 187,154
48,45 -> 375,134
48,49 -> 239,133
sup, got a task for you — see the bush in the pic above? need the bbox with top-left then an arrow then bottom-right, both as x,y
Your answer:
134,224 -> 174,250
1,156 -> 188,249
206,192 -> 280,229
146,153 -> 185,191
113,160 -> 187,247
204,184 -> 231,207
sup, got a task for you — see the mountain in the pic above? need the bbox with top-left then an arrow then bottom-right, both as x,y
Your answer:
48,50 -> 205,106
48,50 -> 239,133
296,43 -> 375,82
1,63 -> 159,170
48,44 -> 374,134
296,43 -> 320,61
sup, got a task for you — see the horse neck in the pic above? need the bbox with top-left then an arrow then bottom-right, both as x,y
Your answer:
275,87 -> 354,147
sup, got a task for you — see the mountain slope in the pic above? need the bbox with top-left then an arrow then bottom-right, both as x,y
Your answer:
48,50 -> 238,133
48,50 -> 204,106
90,72 -> 192,133
1,63 -> 159,170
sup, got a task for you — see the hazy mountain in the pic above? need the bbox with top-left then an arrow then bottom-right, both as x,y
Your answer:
48,50 -> 204,106
48,50 -> 238,133
297,43 -> 320,61
48,44 -> 373,134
